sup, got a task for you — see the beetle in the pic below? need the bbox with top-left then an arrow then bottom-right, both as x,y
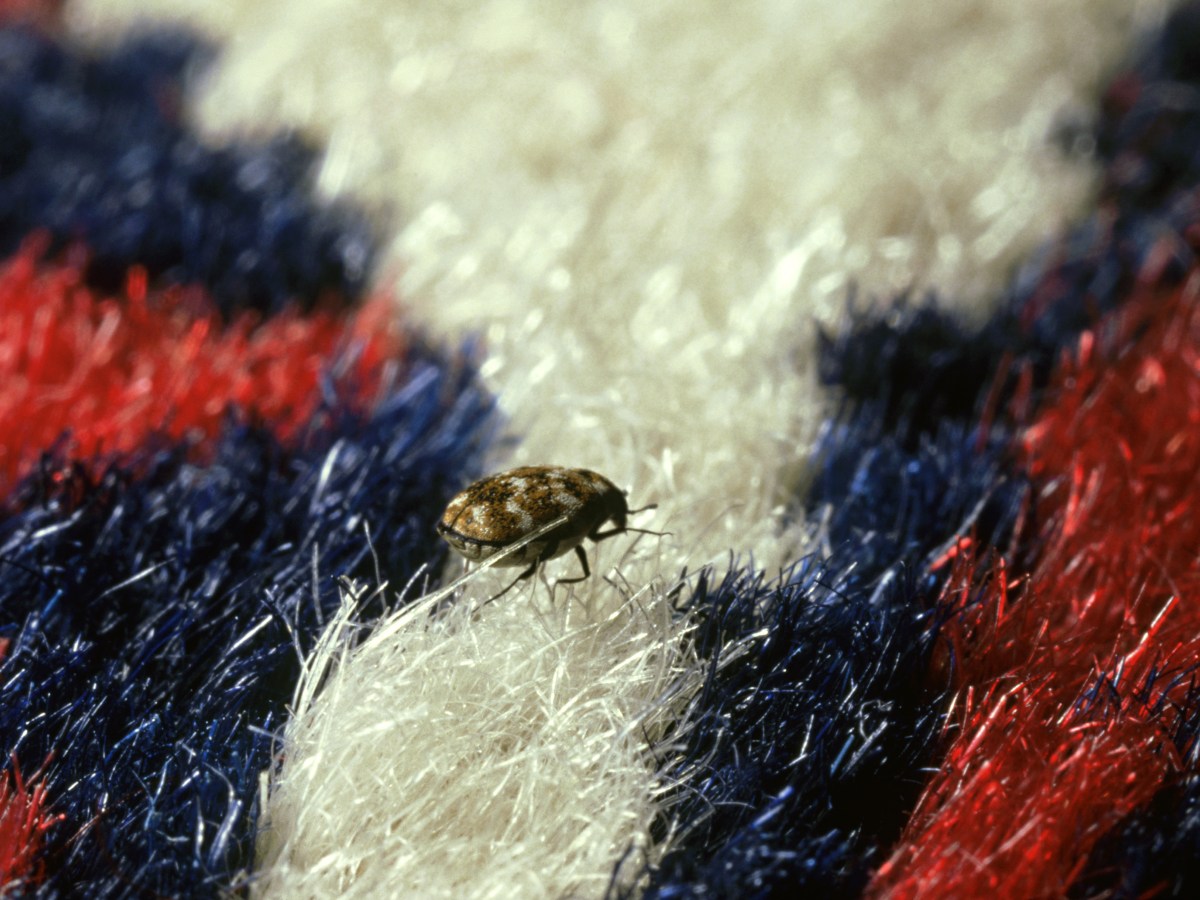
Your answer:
437,465 -> 661,598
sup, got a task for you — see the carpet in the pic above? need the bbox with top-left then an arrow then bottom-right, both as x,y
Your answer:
2,0 -> 1197,896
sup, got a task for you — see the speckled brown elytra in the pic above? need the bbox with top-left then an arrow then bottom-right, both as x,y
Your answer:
437,465 -> 663,599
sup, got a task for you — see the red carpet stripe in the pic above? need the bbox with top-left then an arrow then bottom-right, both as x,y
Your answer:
0,0 -> 60,27
870,277 -> 1200,897
0,240 -> 400,496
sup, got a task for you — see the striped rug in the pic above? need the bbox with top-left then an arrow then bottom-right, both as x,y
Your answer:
2,1 -> 1196,896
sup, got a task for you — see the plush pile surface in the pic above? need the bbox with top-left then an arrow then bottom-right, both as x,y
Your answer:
4,0 -> 1200,896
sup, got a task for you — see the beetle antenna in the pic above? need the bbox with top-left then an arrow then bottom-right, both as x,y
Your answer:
627,503 -> 658,515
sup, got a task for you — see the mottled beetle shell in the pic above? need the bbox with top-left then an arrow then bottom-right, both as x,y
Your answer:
437,466 -> 627,567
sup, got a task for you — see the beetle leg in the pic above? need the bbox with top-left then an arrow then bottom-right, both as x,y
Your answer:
592,504 -> 667,543
589,524 -> 625,542
554,545 -> 592,586
480,559 -> 539,607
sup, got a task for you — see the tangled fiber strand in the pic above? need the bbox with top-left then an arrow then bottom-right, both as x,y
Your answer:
0,23 -> 373,315
0,340 -> 495,896
0,243 -> 400,495
869,272 -> 1200,897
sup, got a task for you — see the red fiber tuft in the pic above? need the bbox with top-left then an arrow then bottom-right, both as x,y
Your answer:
870,276 -> 1200,897
0,240 -> 404,496
0,751 -> 62,892
0,0 -> 62,28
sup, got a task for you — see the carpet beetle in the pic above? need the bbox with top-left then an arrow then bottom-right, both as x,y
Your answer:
437,465 -> 660,597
